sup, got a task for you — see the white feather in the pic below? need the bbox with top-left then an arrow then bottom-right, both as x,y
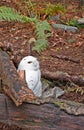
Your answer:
17,56 -> 42,97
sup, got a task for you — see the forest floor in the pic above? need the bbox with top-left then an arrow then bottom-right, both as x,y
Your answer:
0,0 -> 84,103
0,0 -> 84,130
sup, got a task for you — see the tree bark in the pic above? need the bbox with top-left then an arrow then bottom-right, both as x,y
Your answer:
0,94 -> 84,130
0,51 -> 36,106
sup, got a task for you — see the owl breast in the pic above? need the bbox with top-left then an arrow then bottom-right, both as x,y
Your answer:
17,56 -> 42,97
25,70 -> 39,90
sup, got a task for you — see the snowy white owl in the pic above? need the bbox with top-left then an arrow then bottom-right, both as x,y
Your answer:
17,56 -> 42,97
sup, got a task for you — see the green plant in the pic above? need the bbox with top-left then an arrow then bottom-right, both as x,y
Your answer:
0,6 -> 52,53
42,3 -> 66,18
0,6 -> 35,22
67,19 -> 79,27
33,20 -> 51,53
0,6 -> 21,21
67,86 -> 84,95
67,19 -> 84,28
24,0 -> 36,17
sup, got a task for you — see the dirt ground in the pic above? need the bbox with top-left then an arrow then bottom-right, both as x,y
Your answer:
0,0 -> 84,129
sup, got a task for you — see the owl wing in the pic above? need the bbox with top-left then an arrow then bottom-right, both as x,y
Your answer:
33,80 -> 42,97
25,70 -> 39,91
38,69 -> 41,80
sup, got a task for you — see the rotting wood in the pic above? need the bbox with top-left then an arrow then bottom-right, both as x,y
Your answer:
0,51 -> 36,106
42,70 -> 84,86
0,94 -> 84,130
26,97 -> 84,115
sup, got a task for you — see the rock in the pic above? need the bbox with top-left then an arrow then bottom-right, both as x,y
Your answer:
55,86 -> 65,98
52,24 -> 78,32
42,86 -> 65,98
78,18 -> 84,24
50,15 -> 60,21
42,78 -> 65,98
42,87 -> 57,98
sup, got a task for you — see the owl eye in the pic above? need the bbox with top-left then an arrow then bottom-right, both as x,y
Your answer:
27,61 -> 32,64
23,58 -> 26,60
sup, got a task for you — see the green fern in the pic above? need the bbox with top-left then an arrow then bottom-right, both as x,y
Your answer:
33,38 -> 49,53
42,3 -> 65,17
0,6 -> 52,53
67,19 -> 79,27
0,6 -> 22,21
0,6 -> 37,23
35,20 -> 51,38
33,20 -> 52,53
67,19 -> 84,28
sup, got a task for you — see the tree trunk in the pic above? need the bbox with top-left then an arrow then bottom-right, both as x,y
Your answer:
0,51 -> 36,106
0,94 -> 84,130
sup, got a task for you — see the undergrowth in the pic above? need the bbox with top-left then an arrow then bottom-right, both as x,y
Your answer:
0,1 -> 66,53
13,0 -> 66,19
0,6 -> 52,53
41,2 -> 66,18
67,86 -> 84,95
34,20 -> 51,52
67,19 -> 84,28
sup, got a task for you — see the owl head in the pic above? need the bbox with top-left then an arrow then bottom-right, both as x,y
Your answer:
18,56 -> 40,71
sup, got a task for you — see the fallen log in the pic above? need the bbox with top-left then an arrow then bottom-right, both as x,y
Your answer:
0,51 -> 36,106
42,70 -> 84,86
50,54 -> 80,64
0,94 -> 84,130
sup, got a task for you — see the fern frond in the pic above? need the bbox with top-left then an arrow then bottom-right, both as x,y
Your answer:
0,13 -> 3,20
42,3 -> 65,17
0,6 -> 52,53
34,20 -> 52,53
0,6 -> 22,22
36,20 -> 52,39
33,38 -> 48,53
20,15 -> 37,23
0,6 -> 36,23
